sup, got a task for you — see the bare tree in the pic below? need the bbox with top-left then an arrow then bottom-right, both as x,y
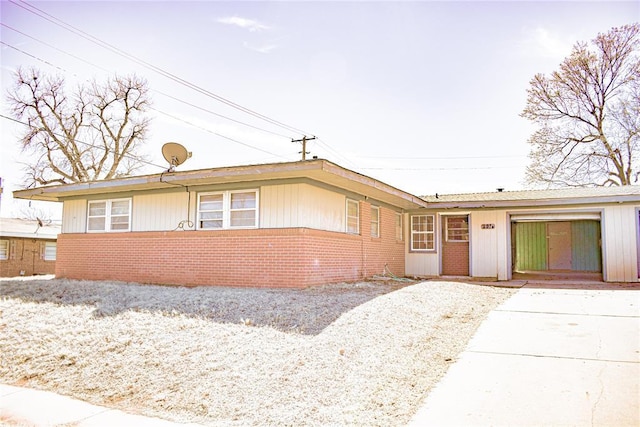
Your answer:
7,67 -> 151,186
522,23 -> 640,187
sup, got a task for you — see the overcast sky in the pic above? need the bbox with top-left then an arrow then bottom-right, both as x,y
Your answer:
1,0 -> 638,219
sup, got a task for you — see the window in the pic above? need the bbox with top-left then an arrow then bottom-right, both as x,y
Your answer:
411,215 -> 435,251
371,206 -> 380,238
198,190 -> 258,229
0,239 -> 8,260
446,216 -> 469,242
44,242 -> 56,261
88,199 -> 131,232
346,199 -> 359,234
395,212 -> 403,241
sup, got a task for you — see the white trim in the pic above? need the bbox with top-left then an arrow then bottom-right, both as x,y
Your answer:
87,198 -> 132,232
44,241 -> 57,261
410,214 -> 435,251
0,239 -> 8,260
197,189 -> 259,230
510,212 -> 601,222
346,199 -> 359,234
371,206 -> 380,238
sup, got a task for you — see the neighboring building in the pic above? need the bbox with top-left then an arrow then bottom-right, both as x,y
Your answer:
12,159 -> 640,285
406,187 -> 640,282
12,159 -> 427,287
0,217 -> 60,277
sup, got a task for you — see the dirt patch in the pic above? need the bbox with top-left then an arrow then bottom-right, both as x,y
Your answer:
0,277 -> 515,426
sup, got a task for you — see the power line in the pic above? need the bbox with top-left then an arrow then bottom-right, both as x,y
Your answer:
1,39 -> 291,158
358,154 -> 527,160
0,24 -> 292,140
8,0 -> 313,137
151,109 -> 288,159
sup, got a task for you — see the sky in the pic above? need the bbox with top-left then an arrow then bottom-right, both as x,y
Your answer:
1,0 -> 638,220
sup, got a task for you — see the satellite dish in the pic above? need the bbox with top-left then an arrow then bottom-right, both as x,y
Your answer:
162,142 -> 192,171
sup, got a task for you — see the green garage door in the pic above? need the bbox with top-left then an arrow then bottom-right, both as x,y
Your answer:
513,220 -> 601,272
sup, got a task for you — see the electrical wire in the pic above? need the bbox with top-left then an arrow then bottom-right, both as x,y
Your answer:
1,39 -> 290,159
8,0 -> 313,137
0,25 -> 292,140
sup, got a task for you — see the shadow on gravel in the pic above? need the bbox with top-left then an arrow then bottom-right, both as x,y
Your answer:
0,277 -> 415,335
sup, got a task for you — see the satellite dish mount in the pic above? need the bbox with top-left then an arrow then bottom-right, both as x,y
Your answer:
162,142 -> 192,172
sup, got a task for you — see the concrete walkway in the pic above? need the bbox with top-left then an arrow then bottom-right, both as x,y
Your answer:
0,384 -> 204,426
409,282 -> 640,426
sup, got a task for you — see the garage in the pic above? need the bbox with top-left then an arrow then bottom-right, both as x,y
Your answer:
511,213 -> 602,279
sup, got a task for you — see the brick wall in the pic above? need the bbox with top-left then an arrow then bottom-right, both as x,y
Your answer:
441,240 -> 469,275
0,238 -> 56,277
55,205 -> 405,287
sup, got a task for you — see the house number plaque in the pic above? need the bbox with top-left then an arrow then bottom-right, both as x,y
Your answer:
481,224 -> 495,229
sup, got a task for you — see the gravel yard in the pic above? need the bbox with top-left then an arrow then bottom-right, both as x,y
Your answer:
0,277 -> 515,426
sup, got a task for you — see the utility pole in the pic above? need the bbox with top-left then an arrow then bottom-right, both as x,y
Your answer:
292,135 -> 316,160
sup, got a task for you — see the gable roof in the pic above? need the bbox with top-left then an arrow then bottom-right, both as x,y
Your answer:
0,217 -> 61,239
12,159 -> 429,210
421,186 -> 640,209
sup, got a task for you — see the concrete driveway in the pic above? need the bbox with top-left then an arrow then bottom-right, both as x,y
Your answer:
409,282 -> 640,427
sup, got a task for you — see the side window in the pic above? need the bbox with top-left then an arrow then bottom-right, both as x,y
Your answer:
198,190 -> 258,229
0,239 -> 9,260
44,242 -> 57,261
395,212 -> 403,241
411,215 -> 435,251
88,199 -> 131,232
371,206 -> 380,238
346,199 -> 359,234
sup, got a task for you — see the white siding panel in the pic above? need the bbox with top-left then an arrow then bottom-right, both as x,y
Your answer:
62,199 -> 87,233
132,192 -> 190,231
470,211 -> 499,278
602,205 -> 638,282
299,184 -> 344,231
261,183 -> 344,231
261,184 -> 301,228
406,252 -> 439,276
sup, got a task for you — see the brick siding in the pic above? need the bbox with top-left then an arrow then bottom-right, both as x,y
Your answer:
55,203 -> 405,287
441,240 -> 469,275
0,238 -> 56,277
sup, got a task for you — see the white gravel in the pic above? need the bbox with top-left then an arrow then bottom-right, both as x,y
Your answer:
0,277 -> 515,426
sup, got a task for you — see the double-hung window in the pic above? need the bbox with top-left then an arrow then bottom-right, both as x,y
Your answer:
371,206 -> 380,238
44,242 -> 57,261
411,214 -> 435,251
346,199 -> 359,234
198,190 -> 258,229
395,212 -> 403,241
0,239 -> 9,260
87,198 -> 131,232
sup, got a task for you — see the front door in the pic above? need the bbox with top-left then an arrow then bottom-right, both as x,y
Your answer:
547,222 -> 572,270
442,215 -> 470,276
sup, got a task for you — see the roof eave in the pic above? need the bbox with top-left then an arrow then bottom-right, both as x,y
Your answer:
12,159 -> 429,210
422,194 -> 640,209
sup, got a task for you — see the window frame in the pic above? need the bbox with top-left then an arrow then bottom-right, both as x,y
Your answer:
197,189 -> 259,230
87,198 -> 132,232
0,239 -> 9,260
43,241 -> 57,261
395,212 -> 403,241
346,199 -> 360,235
445,216 -> 469,242
410,214 -> 436,251
370,206 -> 380,238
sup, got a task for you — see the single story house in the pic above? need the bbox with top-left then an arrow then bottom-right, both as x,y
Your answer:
0,217 -> 60,277
12,159 -> 640,286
